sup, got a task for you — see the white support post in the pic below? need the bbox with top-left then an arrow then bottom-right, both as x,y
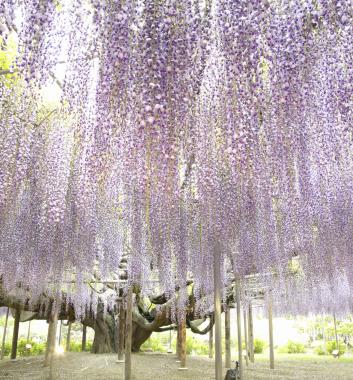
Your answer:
248,303 -> 254,363
124,287 -> 133,380
236,279 -> 244,380
333,313 -> 339,351
225,308 -> 231,368
243,306 -> 249,366
214,245 -> 222,380
209,325 -> 213,358
268,290 -> 274,370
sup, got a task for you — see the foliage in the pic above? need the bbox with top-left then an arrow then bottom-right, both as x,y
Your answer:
17,339 -> 46,356
0,342 -> 11,357
0,35 -> 19,85
62,339 -> 92,352
0,338 -> 93,358
315,345 -> 326,355
305,317 -> 353,341
141,334 -> 209,356
186,336 -> 209,356
141,336 -> 166,353
278,341 -> 306,354
68,341 -> 83,352
0,316 -> 13,328
339,322 -> 353,336
254,338 -> 266,354
326,341 -> 346,356
85,341 -> 93,352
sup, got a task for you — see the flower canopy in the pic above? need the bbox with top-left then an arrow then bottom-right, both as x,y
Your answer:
0,0 -> 352,317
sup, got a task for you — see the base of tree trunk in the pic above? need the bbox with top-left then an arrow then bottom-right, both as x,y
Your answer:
90,311 -> 153,354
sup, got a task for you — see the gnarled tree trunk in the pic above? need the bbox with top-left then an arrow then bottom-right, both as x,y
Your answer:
89,310 -> 153,354
132,322 -> 152,352
91,311 -> 118,354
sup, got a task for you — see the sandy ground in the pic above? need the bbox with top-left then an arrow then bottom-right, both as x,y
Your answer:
0,352 -> 353,380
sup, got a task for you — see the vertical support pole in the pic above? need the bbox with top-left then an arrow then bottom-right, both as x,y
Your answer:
11,308 -> 21,360
167,329 -> 172,353
117,307 -> 125,361
236,279 -> 244,380
268,291 -> 274,370
49,314 -> 58,380
82,325 -> 87,352
1,307 -> 9,360
124,286 -> 133,380
58,321 -> 62,346
243,307 -> 249,366
248,303 -> 254,363
225,308 -> 231,368
333,314 -> 339,350
44,311 -> 58,367
214,245 -> 222,380
45,321 -> 52,366
66,322 -> 72,352
209,324 -> 213,359
178,319 -> 187,370
176,323 -> 181,361
27,321 -> 31,343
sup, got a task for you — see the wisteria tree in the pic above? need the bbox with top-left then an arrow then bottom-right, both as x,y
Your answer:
0,0 -> 352,357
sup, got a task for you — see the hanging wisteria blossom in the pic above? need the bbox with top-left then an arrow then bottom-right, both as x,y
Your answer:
0,0 -> 352,317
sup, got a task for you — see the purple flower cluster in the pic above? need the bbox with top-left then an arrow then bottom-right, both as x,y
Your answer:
0,0 -> 352,317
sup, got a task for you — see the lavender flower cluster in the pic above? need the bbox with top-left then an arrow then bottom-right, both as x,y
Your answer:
0,0 -> 352,317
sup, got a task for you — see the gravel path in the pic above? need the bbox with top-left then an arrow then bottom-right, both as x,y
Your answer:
0,352 -> 353,380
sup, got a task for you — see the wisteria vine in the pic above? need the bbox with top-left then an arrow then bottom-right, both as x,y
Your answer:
0,0 -> 352,318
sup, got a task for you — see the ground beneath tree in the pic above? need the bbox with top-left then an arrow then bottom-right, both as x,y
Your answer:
1,352 -> 353,379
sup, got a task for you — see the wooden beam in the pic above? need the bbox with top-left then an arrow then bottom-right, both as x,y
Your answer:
124,287 -> 133,380
225,307 -> 231,368
49,313 -> 58,380
209,324 -> 214,358
236,279 -> 244,380
268,291 -> 274,369
176,322 -> 181,361
178,319 -> 187,370
45,321 -> 53,366
44,311 -> 58,367
248,303 -> 254,363
11,308 -> 21,359
1,307 -> 9,360
214,246 -> 222,380
82,325 -> 87,352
